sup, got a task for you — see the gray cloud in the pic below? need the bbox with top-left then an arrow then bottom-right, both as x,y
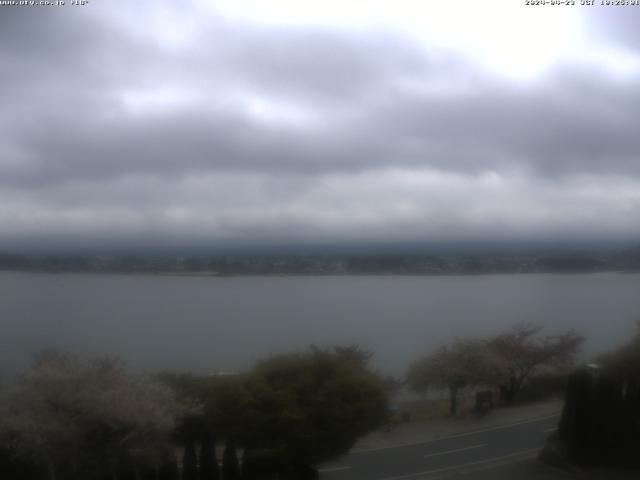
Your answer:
1,2 -> 640,246
582,6 -> 640,51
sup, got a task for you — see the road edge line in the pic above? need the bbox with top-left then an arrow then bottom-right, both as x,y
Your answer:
376,447 -> 540,480
351,412 -> 560,454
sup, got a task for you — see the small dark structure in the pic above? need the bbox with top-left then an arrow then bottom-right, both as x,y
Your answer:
474,390 -> 494,415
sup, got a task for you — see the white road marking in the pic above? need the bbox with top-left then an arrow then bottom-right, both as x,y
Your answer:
423,443 -> 487,458
351,413 -> 560,454
433,413 -> 560,442
377,447 -> 540,480
318,466 -> 352,473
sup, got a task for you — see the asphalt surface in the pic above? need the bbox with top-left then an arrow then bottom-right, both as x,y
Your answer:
319,414 -> 560,480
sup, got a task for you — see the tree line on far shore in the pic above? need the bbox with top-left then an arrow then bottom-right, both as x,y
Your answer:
0,324 -> 589,480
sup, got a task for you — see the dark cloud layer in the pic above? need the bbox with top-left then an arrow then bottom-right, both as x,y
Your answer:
1,2 -> 640,247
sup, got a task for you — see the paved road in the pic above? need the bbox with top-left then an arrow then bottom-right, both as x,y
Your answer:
319,414 -> 560,480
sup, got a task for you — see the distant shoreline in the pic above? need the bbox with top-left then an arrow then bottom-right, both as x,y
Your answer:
2,249 -> 639,277
1,268 -> 638,278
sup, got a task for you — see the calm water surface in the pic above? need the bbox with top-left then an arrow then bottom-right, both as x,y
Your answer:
1,272 -> 639,379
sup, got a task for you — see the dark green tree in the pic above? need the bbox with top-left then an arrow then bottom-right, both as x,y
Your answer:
555,326 -> 640,467
238,346 -> 388,473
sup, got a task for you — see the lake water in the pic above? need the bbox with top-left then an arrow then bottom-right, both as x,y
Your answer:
1,271 -> 639,380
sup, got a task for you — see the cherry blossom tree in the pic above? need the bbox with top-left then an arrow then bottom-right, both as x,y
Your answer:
1,351 -> 189,480
407,339 -> 507,415
488,324 -> 584,403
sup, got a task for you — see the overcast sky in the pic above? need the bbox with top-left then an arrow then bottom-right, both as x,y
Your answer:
1,1 -> 640,250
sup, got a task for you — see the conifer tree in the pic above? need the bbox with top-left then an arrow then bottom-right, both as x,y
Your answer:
182,441 -> 198,480
199,433 -> 219,480
159,450 -> 179,480
222,442 -> 240,480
